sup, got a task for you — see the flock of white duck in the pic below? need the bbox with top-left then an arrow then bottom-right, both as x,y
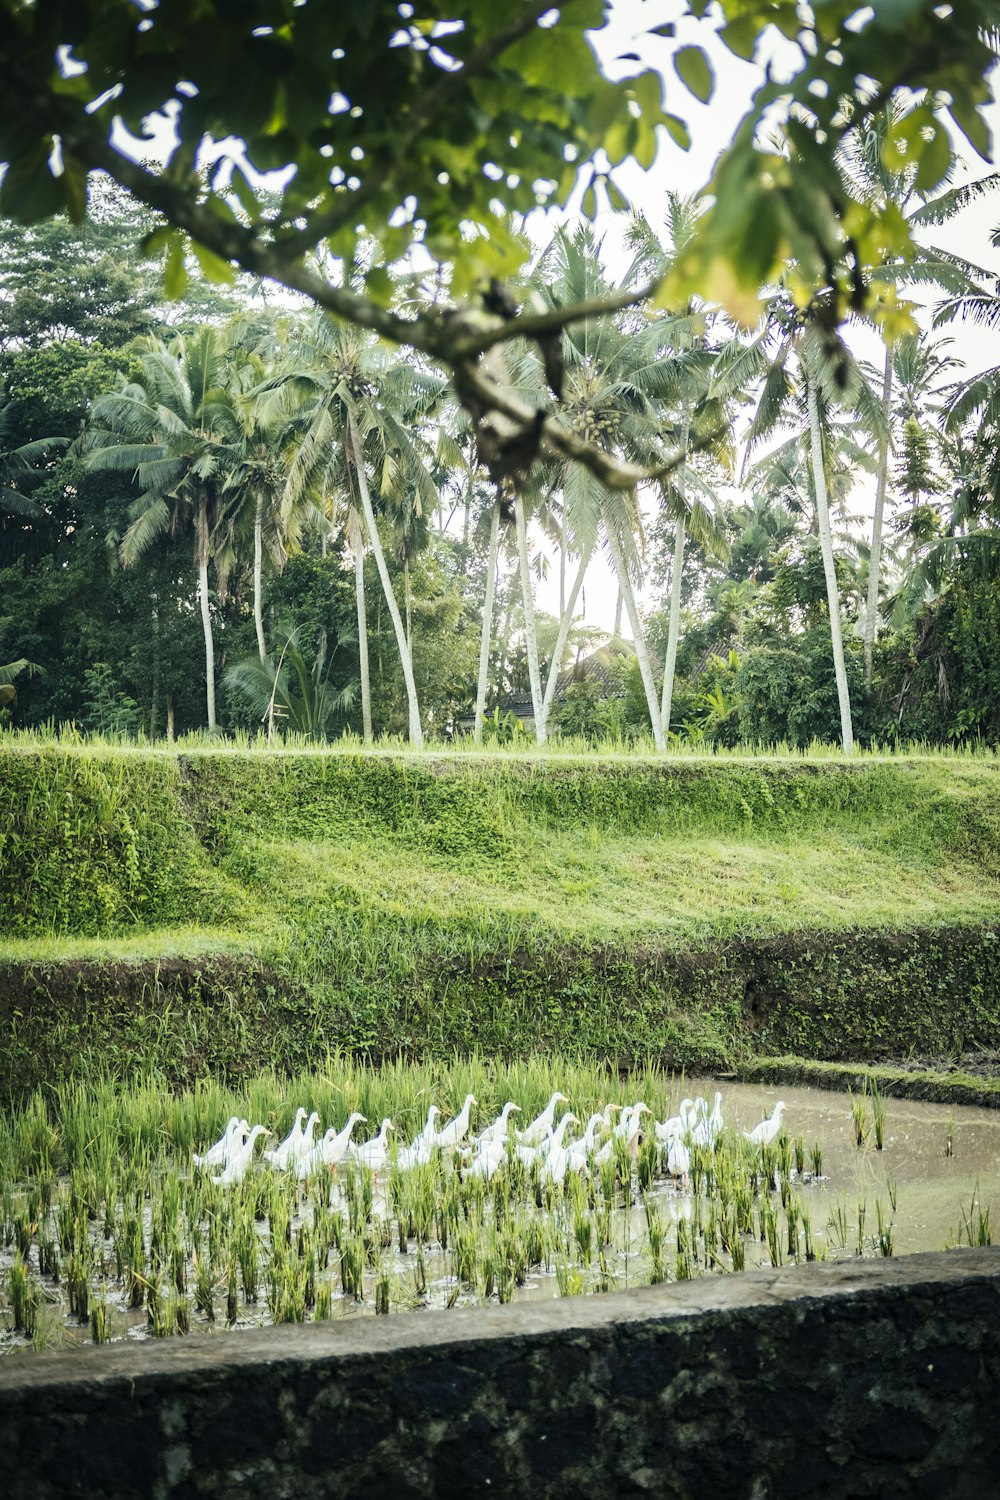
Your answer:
193,1092 -> 788,1189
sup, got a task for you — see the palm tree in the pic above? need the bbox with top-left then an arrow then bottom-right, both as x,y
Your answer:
838,100 -> 997,687
86,327 -> 241,731
264,313 -> 443,748
219,348 -> 308,664
0,399 -> 68,565
0,656 -> 45,708
224,627 -> 356,740
729,297 -> 889,753
525,226 -> 713,749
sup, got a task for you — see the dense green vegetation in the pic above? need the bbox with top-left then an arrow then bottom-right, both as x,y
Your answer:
2,743 -> 999,1099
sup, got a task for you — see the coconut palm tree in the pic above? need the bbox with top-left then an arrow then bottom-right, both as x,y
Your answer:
0,656 -> 45,708
524,225 -> 724,749
262,312 -> 443,747
838,100 -> 998,687
217,348 -> 309,664
85,326 -> 241,732
728,296 -> 890,753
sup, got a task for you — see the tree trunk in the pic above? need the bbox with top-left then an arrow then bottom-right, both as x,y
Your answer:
253,492 -> 267,662
515,496 -> 546,744
473,503 -> 501,744
196,489 -> 217,733
865,343 -> 894,690
808,378 -> 855,754
346,410 -> 423,748
660,512 -> 686,738
605,523 -> 665,751
348,506 -> 373,745
539,545 -> 590,739
404,559 -> 412,649
149,590 -> 160,740
166,697 -> 175,743
613,586 -> 623,639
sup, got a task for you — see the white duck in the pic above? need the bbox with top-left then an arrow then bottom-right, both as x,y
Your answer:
433,1094 -> 477,1150
193,1117 -> 248,1169
264,1107 -> 306,1169
565,1112 -> 606,1172
615,1102 -> 651,1140
690,1091 -> 724,1148
541,1114 -> 579,1184
594,1125 -> 641,1168
412,1105 -> 441,1149
666,1137 -> 691,1180
212,1124 -> 270,1185
351,1118 -> 395,1172
474,1102 -> 521,1146
654,1098 -> 696,1145
538,1111 -> 578,1160
744,1101 -> 787,1146
517,1091 -> 569,1147
464,1138 -> 507,1181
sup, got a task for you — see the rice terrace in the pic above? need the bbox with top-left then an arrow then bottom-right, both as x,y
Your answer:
2,0 -> 1000,1495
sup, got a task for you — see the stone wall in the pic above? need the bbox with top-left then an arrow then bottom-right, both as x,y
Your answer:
1,1250 -> 998,1499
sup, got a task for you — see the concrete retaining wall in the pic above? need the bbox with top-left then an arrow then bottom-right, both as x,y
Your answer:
1,1249 -> 998,1499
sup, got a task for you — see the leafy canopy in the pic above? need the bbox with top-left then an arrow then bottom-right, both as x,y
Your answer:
0,3 -> 995,361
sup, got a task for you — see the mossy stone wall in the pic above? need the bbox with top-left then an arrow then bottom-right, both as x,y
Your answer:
0,1251 -> 997,1499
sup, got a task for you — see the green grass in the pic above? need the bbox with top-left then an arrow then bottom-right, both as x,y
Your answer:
2,741 -> 1000,1094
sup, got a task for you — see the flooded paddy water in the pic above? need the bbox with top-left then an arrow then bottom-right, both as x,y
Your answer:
1,1078 -> 997,1355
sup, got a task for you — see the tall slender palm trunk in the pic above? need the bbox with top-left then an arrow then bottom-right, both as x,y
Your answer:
196,489 -> 217,732
605,523 -> 665,752
807,379 -> 855,754
865,344 -> 894,690
515,498 -> 546,745
473,504 -> 501,745
539,545 -> 590,740
253,493 -> 267,662
348,506 -> 373,745
661,418 -> 689,739
660,512 -> 686,738
346,410 -> 423,748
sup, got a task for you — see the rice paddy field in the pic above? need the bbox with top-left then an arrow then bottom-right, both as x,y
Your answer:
1,1058 -> 996,1355
3,741 -> 1000,1093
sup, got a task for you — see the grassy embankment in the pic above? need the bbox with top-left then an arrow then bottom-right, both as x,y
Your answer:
2,738 -> 1000,1100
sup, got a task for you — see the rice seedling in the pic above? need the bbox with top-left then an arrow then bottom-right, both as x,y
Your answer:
810,1142 -> 823,1179
556,1261 -> 583,1297
89,1296 -> 110,1345
957,1187 -> 992,1248
870,1081 -> 886,1151
946,1117 -> 955,1157
8,1257 -> 40,1337
849,1089 -> 868,1148
875,1201 -> 894,1257
856,1200 -> 868,1257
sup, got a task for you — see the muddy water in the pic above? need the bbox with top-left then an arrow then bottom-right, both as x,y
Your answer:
717,1079 -> 1000,1256
4,1079 -> 998,1352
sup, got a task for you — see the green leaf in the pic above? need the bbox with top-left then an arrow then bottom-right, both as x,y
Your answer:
164,234 -> 188,299
914,121 -> 952,195
673,46 -> 714,105
60,155 -> 88,224
606,177 -> 630,214
191,240 -> 235,285
364,266 -> 394,306
581,181 -> 598,221
663,113 -> 691,151
0,150 -> 65,225
948,92 -> 992,162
